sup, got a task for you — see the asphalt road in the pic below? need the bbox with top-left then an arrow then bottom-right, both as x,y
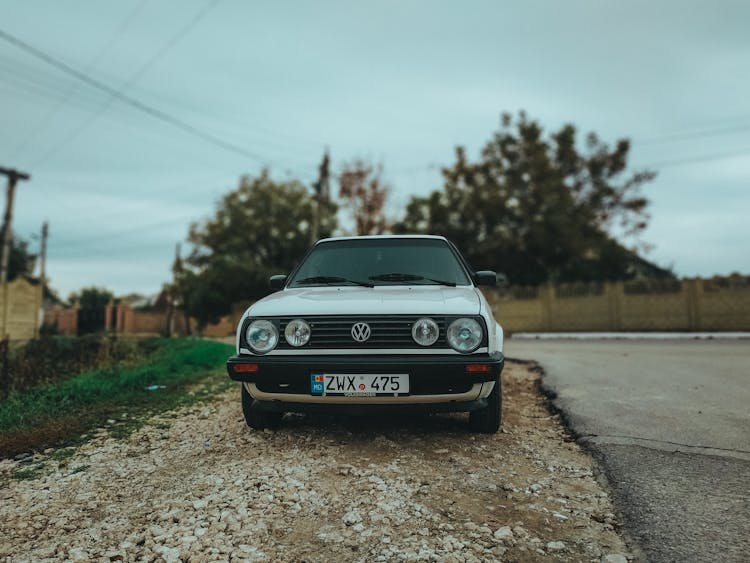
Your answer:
505,339 -> 750,563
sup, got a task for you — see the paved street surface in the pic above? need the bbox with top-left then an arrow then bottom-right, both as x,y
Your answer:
506,338 -> 750,562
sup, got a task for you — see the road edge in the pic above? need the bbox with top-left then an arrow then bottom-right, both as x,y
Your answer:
507,356 -> 647,563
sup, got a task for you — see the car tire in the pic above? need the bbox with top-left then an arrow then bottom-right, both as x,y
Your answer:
469,376 -> 502,434
241,384 -> 283,429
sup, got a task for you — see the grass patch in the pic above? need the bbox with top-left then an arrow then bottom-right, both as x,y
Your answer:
2,335 -> 157,396
49,447 -> 76,461
12,465 -> 45,481
0,338 -> 233,458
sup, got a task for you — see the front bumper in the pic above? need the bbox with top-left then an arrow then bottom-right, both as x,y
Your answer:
226,352 -> 504,406
249,398 -> 492,415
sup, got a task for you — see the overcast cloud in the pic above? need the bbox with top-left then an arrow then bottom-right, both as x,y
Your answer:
1,0 -> 748,296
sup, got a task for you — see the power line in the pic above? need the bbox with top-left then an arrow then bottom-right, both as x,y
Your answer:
8,0 -> 151,160
29,173 -> 232,228
0,62 -> 320,173
0,56 -> 326,166
51,216 -> 194,250
645,146 -> 750,169
0,50 -> 323,164
637,123 -> 750,146
0,57 -> 115,111
29,0 -> 221,168
0,25 -> 271,165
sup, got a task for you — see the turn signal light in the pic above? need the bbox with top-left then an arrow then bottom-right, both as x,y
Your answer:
466,364 -> 491,373
234,363 -> 259,373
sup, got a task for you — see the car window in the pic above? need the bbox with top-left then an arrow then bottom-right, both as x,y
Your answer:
288,239 -> 471,286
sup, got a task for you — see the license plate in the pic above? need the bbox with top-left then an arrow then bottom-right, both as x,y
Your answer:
310,373 -> 409,396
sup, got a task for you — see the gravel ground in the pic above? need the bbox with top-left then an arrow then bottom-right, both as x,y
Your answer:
0,362 -> 632,562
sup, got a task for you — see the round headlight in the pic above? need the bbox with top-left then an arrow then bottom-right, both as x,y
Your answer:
246,320 -> 278,354
446,318 -> 482,353
284,319 -> 311,347
412,317 -> 439,346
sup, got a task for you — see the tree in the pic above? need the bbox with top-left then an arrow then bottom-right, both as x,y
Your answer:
395,112 -> 669,284
8,234 -> 36,282
338,160 -> 391,235
181,171 -> 337,328
69,287 -> 114,334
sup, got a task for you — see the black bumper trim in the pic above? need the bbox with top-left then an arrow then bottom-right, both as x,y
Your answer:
226,352 -> 505,386
253,398 -> 490,415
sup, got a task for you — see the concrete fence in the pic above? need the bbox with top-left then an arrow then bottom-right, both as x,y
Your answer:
1,278 -> 42,340
41,276 -> 750,338
43,307 -> 78,335
45,302 -> 247,338
484,277 -> 750,333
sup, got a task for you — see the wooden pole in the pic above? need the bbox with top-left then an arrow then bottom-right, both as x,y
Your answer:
40,221 -> 48,287
310,150 -> 330,244
0,167 -> 31,285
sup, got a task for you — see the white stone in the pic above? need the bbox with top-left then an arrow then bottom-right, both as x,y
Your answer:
603,555 -> 629,563
546,541 -> 566,552
343,510 -> 362,525
68,548 -> 89,561
155,546 -> 181,562
493,526 -> 514,542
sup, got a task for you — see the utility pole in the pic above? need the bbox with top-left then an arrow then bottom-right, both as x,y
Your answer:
171,242 -> 190,335
310,149 -> 330,244
40,221 -> 48,287
0,167 -> 31,285
165,242 -> 180,337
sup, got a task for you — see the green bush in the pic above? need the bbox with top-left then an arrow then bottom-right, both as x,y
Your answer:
0,338 -> 232,458
1,335 -> 149,396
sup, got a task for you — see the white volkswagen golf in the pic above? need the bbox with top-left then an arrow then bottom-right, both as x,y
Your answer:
226,235 -> 505,433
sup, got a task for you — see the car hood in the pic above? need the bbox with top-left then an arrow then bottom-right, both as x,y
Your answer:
247,286 -> 481,317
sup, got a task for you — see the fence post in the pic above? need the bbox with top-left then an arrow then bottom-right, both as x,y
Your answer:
122,306 -> 134,334
1,282 -> 8,338
104,302 -> 113,332
115,303 -> 126,333
540,285 -> 554,332
34,280 -> 43,338
606,282 -> 623,331
0,336 -> 9,400
685,278 -> 703,331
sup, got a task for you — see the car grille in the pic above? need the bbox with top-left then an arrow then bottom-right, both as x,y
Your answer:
241,315 -> 489,350
278,315 -> 448,349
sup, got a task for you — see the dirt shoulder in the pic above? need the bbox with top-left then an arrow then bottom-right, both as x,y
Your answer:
0,362 -> 632,562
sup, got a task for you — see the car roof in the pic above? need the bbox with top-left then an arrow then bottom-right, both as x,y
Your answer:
316,234 -> 447,244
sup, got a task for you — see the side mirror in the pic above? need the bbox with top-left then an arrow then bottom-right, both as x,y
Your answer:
269,274 -> 288,290
474,270 -> 498,287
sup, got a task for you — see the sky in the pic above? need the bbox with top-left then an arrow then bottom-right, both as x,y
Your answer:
1,0 -> 748,297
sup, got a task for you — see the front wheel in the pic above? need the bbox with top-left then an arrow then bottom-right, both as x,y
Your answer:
241,384 -> 283,429
469,376 -> 502,433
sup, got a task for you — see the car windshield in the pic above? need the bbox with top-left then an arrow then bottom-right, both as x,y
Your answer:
288,238 -> 471,287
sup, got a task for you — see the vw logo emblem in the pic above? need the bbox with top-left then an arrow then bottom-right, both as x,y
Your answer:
351,322 -> 371,342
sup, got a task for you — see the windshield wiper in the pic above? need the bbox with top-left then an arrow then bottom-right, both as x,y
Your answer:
369,273 -> 456,287
295,276 -> 374,288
